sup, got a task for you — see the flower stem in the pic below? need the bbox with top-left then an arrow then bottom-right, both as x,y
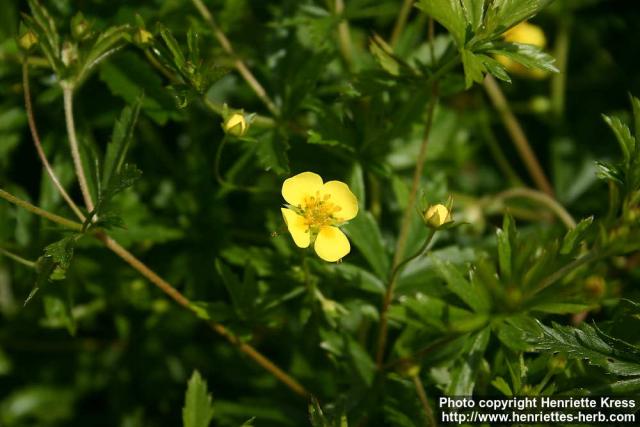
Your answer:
0,247 -> 36,269
390,0 -> 415,48
413,374 -> 436,427
191,0 -> 279,116
0,188 -> 83,231
551,9 -> 572,119
62,84 -> 95,213
483,75 -> 555,197
214,137 -> 260,193
493,187 -> 576,229
23,61 -> 86,221
376,229 -> 436,366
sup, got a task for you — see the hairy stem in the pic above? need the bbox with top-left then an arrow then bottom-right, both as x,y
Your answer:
483,74 -> 555,197
493,187 -> 576,229
0,188 -> 83,231
390,0 -> 415,48
191,0 -> 279,116
62,84 -> 95,213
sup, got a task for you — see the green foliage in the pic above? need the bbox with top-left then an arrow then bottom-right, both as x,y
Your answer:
2,0 -> 640,426
183,371 -> 215,427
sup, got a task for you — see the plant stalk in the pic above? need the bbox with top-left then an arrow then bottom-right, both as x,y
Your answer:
0,188 -> 83,231
493,187 -> 576,229
23,61 -> 85,221
335,0 -> 355,70
191,0 -> 279,116
390,0 -> 415,48
62,84 -> 95,213
483,74 -> 555,197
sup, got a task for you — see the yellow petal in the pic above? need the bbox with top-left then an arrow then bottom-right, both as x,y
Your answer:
314,226 -> 350,262
281,208 -> 310,248
281,172 -> 323,207
504,22 -> 546,48
321,181 -> 358,222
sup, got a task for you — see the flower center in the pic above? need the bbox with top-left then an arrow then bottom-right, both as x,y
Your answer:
300,192 -> 342,229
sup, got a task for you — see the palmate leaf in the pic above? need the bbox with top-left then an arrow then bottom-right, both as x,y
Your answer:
525,321 -> 640,377
182,371 -> 215,427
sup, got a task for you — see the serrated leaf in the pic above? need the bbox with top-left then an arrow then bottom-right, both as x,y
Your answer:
158,25 -> 186,71
487,42 -> 559,74
25,0 -> 63,73
603,114 -> 635,166
255,131 -> 290,175
102,98 -> 143,191
484,0 -> 554,35
182,370 -> 214,427
560,216 -> 593,255
447,327 -> 491,395
78,25 -> 130,84
460,49 -> 486,88
525,321 -> 640,376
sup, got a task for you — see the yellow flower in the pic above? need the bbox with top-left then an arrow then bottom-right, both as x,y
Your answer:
223,113 -> 248,136
497,21 -> 548,79
18,30 -> 38,51
424,204 -> 451,228
281,172 -> 358,262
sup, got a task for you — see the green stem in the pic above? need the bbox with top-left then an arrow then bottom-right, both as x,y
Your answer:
493,187 -> 576,229
479,110 -> 523,186
390,0 -> 415,48
0,247 -> 36,268
0,188 -> 83,231
191,0 -> 279,116
214,137 -> 260,193
483,74 -> 555,197
62,84 -> 95,213
335,0 -> 355,70
412,375 -> 436,427
376,229 -> 437,366
551,8 -> 572,119
23,60 -> 85,221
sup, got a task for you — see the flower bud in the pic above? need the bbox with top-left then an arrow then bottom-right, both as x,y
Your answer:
18,30 -> 38,51
223,113 -> 248,136
424,204 -> 451,228
71,13 -> 92,41
134,28 -> 153,46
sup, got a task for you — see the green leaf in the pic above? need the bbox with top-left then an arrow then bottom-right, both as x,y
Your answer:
255,130 -> 290,175
460,49 -> 486,88
525,321 -> 640,376
484,0 -> 554,34
369,34 -> 403,76
487,42 -> 559,74
631,94 -> 640,143
560,216 -> 593,255
447,327 -> 491,395
347,162 -> 366,207
416,0 -> 467,47
343,211 -> 389,278
496,214 -> 515,283
78,25 -> 131,84
215,260 -> 258,321
435,258 -> 491,313
603,114 -> 635,166
25,0 -> 63,73
182,370 -> 214,427
158,25 -> 186,71
530,302 -> 593,314
102,98 -> 143,191
26,235 -> 79,306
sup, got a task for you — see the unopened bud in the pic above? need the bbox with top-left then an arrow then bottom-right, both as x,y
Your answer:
134,28 -> 153,45
223,113 -> 248,136
19,30 -> 38,51
424,204 -> 451,228
71,13 -> 92,41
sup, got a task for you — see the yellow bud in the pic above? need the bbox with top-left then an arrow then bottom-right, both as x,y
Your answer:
424,204 -> 451,228
134,28 -> 153,45
19,31 -> 38,50
224,113 -> 248,136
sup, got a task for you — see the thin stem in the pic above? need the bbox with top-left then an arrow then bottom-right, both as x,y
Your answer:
376,229 -> 436,366
23,61 -> 86,221
0,188 -> 83,231
413,375 -> 436,427
493,187 -> 576,229
551,9 -> 572,119
479,111 -> 523,186
0,247 -> 36,268
62,84 -> 95,213
390,0 -> 414,48
96,232 -> 310,398
191,0 -> 279,116
335,0 -> 355,70
483,74 -> 555,197
213,137 -> 260,193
